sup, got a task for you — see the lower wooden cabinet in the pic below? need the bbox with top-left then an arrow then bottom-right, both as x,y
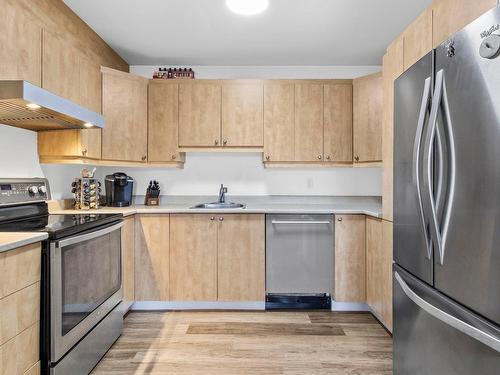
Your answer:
366,217 -> 393,331
121,216 -> 135,310
334,215 -> 366,302
217,214 -> 265,302
169,214 -> 218,301
134,215 -> 170,301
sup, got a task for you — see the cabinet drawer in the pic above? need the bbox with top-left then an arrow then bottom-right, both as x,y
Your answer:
0,282 -> 40,346
0,243 -> 41,299
0,322 -> 39,375
23,362 -> 40,375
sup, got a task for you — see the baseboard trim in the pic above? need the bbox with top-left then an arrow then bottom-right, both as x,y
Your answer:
131,301 -> 266,311
331,301 -> 370,311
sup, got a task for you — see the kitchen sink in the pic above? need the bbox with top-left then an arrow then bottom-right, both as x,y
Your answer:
191,202 -> 245,209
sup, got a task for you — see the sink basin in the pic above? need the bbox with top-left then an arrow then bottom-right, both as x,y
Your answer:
191,202 -> 245,209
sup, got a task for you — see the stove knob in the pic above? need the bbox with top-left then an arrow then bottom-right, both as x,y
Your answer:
28,185 -> 38,195
39,185 -> 47,195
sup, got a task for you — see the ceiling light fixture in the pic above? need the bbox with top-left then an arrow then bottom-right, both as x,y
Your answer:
83,122 -> 94,128
226,0 -> 269,16
26,103 -> 41,110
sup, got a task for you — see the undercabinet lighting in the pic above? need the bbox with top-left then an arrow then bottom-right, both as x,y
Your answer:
26,103 -> 41,110
83,122 -> 94,128
226,0 -> 269,15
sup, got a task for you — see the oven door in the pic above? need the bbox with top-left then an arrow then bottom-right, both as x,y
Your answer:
50,221 -> 123,363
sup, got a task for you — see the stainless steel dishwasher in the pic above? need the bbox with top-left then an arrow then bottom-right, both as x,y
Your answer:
265,214 -> 334,309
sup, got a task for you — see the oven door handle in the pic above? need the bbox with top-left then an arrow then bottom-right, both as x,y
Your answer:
56,221 -> 124,248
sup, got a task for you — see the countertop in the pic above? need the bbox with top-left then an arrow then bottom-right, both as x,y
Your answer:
49,195 -> 382,218
0,232 -> 48,253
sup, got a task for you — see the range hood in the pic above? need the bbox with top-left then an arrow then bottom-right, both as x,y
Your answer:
0,80 -> 105,131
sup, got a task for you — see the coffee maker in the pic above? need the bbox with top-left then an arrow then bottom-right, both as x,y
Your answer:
105,172 -> 134,207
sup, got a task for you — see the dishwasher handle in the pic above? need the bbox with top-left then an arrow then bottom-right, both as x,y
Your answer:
271,220 -> 332,225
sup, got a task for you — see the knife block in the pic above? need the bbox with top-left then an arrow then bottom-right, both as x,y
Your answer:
145,196 -> 160,206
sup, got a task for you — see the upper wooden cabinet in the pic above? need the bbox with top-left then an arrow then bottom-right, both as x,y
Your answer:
101,67 -> 148,162
324,83 -> 353,163
222,82 -> 264,148
432,0 -> 498,48
178,83 -> 222,148
0,6 -> 41,85
353,72 -> 383,164
218,214 -> 265,302
170,214 -> 218,301
263,83 -> 295,162
38,128 -> 101,160
403,8 -> 433,71
294,83 -> 324,162
148,82 -> 183,163
335,215 -> 366,303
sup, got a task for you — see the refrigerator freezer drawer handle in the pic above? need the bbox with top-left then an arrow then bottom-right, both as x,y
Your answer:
395,271 -> 500,353
413,76 -> 433,260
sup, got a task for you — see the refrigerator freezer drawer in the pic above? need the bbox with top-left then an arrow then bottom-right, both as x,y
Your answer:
393,265 -> 500,375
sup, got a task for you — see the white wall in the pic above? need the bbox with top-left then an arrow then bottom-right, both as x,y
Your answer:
0,65 -> 382,199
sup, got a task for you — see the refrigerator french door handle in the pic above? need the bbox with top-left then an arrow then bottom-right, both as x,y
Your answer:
395,271 -> 500,353
412,76 -> 433,259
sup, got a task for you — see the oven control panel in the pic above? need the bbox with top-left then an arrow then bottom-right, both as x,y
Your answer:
0,178 -> 51,205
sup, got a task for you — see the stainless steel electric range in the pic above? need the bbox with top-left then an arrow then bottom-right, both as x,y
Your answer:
0,178 -> 124,375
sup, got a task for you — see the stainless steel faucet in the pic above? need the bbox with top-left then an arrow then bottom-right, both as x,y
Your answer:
218,184 -> 228,203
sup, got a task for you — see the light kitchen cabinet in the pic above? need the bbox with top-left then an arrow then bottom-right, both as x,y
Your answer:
334,215 -> 366,303
263,83 -> 295,162
122,216 -> 135,311
169,214 -> 218,301
178,83 -> 222,148
222,82 -> 264,148
217,214 -> 265,302
353,72 -> 383,164
294,83 -> 324,162
324,83 -> 353,163
382,37 -> 404,222
134,215 -> 170,301
148,82 -> 183,163
0,5 -> 41,85
403,7 -> 433,71
432,0 -> 498,48
102,67 -> 148,162
38,129 -> 101,160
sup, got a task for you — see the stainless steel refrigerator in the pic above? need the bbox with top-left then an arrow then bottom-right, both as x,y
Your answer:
393,6 -> 500,374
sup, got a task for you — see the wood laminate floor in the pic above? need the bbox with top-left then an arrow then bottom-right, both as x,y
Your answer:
91,311 -> 392,375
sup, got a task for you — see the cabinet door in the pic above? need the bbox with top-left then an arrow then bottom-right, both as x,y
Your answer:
79,56 -> 102,113
0,6 -> 41,85
381,220 -> 393,331
121,216 -> 135,309
335,215 -> 366,302
218,214 -> 265,302
366,217 -> 383,319
353,73 -> 383,163
148,83 -> 181,162
263,83 -> 294,162
222,83 -> 264,147
382,38 -> 404,221
294,83 -> 324,162
403,8 -> 433,71
42,30 -> 80,104
324,83 -> 353,163
134,215 -> 170,301
178,83 -> 221,147
433,0 -> 498,48
170,214 -> 218,301
102,68 -> 148,162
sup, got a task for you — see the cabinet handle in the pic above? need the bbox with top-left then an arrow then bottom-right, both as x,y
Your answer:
210,216 -> 215,221
326,155 -> 331,161
219,217 -> 224,221
81,148 -> 87,156
354,155 -> 360,162
214,140 -> 219,146
223,140 -> 228,145
337,217 -> 343,222
171,155 -> 176,160
265,155 -> 270,161
142,155 -> 147,161
317,155 -> 322,160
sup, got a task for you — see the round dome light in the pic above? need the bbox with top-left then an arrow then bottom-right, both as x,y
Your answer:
226,0 -> 269,16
